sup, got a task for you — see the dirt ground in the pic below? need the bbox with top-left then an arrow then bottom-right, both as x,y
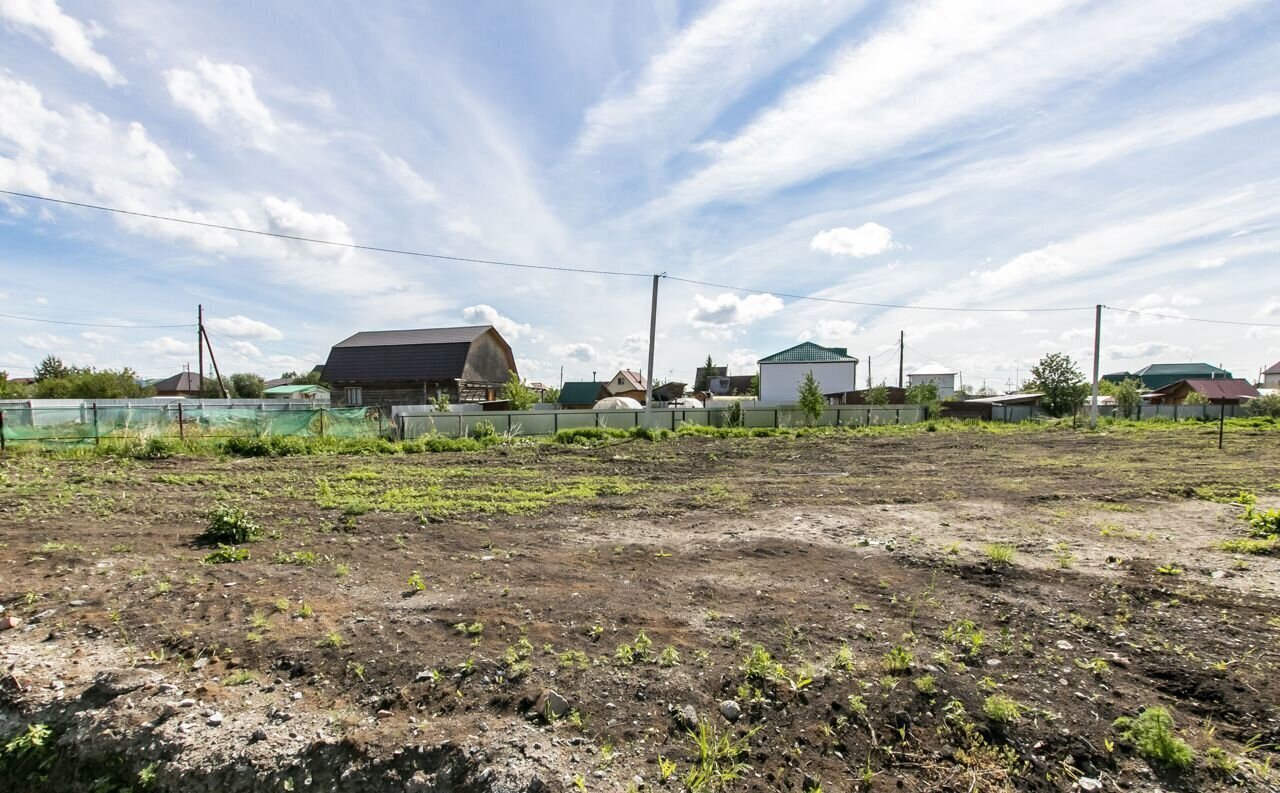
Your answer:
2,425 -> 1280,792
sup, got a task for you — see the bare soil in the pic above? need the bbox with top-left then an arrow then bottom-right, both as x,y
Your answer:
2,425 -> 1280,792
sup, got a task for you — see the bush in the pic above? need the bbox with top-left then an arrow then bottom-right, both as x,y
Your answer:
202,544 -> 250,564
1245,393 -> 1280,418
725,400 -> 744,428
131,437 -> 178,460
471,419 -> 497,439
1113,707 -> 1193,770
983,694 -> 1024,723
203,505 -> 262,545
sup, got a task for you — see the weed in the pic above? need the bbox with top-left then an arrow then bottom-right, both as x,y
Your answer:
659,646 -> 681,667
318,631 -> 345,649
1217,537 -> 1277,555
201,544 -> 249,564
453,621 -> 484,636
224,670 -> 256,686
633,630 -> 653,660
658,755 -> 678,781
983,694 -> 1024,723
296,602 -> 314,619
1053,542 -> 1076,568
882,645 -> 913,674
1206,747 -> 1239,775
942,619 -> 985,659
984,543 -> 1016,565
1113,707 -> 1193,770
1074,657 -> 1110,677
1156,564 -> 1183,576
202,505 -> 261,545
274,550 -> 328,566
683,720 -> 754,793
915,673 -> 938,694
558,650 -> 589,670
334,562 -> 350,578
407,570 -> 427,591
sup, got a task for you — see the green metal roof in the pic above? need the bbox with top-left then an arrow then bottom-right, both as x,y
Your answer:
758,342 -> 857,364
558,381 -> 604,404
264,384 -> 326,394
1135,363 -> 1229,376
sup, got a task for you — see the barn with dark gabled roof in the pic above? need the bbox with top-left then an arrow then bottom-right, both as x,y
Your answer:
322,325 -> 516,407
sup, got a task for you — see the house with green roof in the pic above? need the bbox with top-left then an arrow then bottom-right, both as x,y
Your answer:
757,342 -> 858,404
1101,362 -> 1231,391
263,384 -> 330,403
556,381 -> 606,409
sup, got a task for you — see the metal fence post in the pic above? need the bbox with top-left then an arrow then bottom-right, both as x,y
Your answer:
0,409 -> 5,451
92,402 -> 100,445
177,402 -> 185,440
1218,401 -> 1226,450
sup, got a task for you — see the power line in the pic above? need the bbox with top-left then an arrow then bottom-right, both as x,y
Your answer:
0,310 -> 194,329
0,190 -> 652,279
1104,305 -> 1280,328
665,275 -> 1093,313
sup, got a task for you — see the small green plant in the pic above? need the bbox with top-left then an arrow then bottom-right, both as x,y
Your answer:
1053,542 -> 1076,568
659,645 -> 681,667
202,504 -> 261,545
983,694 -> 1024,723
1217,537 -> 1277,555
882,645 -> 913,674
984,543 -> 1016,565
914,673 -> 937,694
318,631 -> 345,648
633,629 -> 653,661
224,670 -> 256,686
742,645 -> 786,681
202,544 -> 249,564
1074,657 -> 1110,676
1113,707 -> 1193,770
1156,563 -> 1183,576
1205,746 -> 1239,775
2,722 -> 56,780
453,621 -> 484,636
941,619 -> 984,659
658,755 -> 678,780
846,694 -> 868,716
471,419 -> 497,439
683,720 -> 754,793
408,570 -> 427,591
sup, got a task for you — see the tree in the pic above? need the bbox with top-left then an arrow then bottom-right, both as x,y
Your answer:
1245,393 -> 1280,418
34,355 -> 69,382
501,370 -> 537,410
1182,390 -> 1211,406
1110,378 -> 1144,419
1025,353 -> 1089,417
695,355 -> 716,391
290,370 -> 324,386
0,371 -> 29,398
230,373 -> 265,398
540,386 -> 560,404
865,384 -> 890,405
905,382 -> 939,405
797,370 -> 825,425
748,373 -> 759,397
430,392 -> 450,412
34,367 -> 152,399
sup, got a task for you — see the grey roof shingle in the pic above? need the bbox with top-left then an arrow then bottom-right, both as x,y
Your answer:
324,325 -> 494,383
333,326 -> 491,347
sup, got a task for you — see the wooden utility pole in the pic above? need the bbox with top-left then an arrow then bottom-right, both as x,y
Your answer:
197,304 -> 205,397
643,273 -> 661,426
898,330 -> 904,388
1089,304 -> 1101,428
197,306 -> 229,398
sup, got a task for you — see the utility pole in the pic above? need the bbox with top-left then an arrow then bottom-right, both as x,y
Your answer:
197,307 -> 230,398
867,356 -> 872,389
643,273 -> 662,426
1089,304 -> 1102,428
197,304 -> 205,397
559,366 -> 563,390
898,330 -> 904,388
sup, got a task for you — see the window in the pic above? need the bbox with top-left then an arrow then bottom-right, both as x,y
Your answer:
344,387 -> 362,406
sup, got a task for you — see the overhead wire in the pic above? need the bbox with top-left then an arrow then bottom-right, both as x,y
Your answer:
1103,305 -> 1280,328
0,310 -> 194,329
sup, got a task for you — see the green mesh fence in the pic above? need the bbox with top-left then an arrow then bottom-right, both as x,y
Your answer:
0,406 -> 385,448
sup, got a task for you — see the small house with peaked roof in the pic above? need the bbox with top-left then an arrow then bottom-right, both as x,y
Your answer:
152,371 -> 202,397
757,342 -> 858,404
604,369 -> 648,403
907,363 -> 959,398
1264,360 -> 1280,389
323,325 -> 515,407
1146,378 -> 1258,406
263,384 -> 330,403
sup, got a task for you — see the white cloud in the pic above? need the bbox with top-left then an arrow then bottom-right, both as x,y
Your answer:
1258,299 -> 1280,318
554,342 -> 597,363
228,339 -> 262,358
687,292 -> 784,327
1195,257 -> 1227,269
165,58 -> 277,148
378,152 -> 439,203
808,319 -> 861,345
810,223 -> 895,258
206,315 -> 284,340
140,336 -> 190,356
726,349 -> 759,372
1109,341 -> 1190,359
18,332 -> 67,350
576,0 -> 863,158
80,330 -> 114,347
461,304 -> 532,340
0,0 -> 124,85
261,196 -> 353,260
657,0 -> 1255,211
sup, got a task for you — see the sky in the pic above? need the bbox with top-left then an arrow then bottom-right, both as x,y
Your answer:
2,0 -> 1280,391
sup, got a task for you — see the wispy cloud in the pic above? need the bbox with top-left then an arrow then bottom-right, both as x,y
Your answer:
810,223 -> 895,258
166,58 -> 277,149
0,0 -> 125,85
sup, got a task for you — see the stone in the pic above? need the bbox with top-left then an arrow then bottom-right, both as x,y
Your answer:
671,703 -> 697,730
534,689 -> 570,721
719,700 -> 742,723
191,657 -> 210,670
207,711 -> 224,726
83,668 -> 161,704
1056,640 -> 1074,651
1,616 -> 20,631
1077,777 -> 1102,791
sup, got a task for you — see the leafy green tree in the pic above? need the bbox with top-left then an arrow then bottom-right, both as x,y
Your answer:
1110,378 -> 1144,419
1182,390 -> 1210,406
1025,353 -> 1089,417
430,392 -> 451,412
501,370 -> 537,411
865,384 -> 890,405
797,370 -> 826,425
748,373 -> 759,397
540,386 -> 560,404
230,373 -> 265,398
34,367 -> 152,399
905,382 -> 939,405
289,370 -> 324,386
0,371 -> 29,398
1245,393 -> 1280,418
33,355 -> 69,382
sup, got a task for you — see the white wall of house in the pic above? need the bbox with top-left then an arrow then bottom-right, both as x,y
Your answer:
1265,371 -> 1280,388
907,372 -> 957,398
759,361 -> 857,404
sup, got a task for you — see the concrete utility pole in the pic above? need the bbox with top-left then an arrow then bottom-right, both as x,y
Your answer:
898,330 -> 905,388
643,274 -> 661,426
1089,304 -> 1102,428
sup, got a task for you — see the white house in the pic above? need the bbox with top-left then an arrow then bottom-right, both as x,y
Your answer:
907,363 -> 958,398
757,342 -> 858,404
1264,360 -> 1280,389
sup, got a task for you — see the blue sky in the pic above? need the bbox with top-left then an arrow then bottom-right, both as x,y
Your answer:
2,0 -> 1279,389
